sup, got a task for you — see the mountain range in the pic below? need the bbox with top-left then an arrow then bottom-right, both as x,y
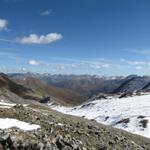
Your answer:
8,73 -> 150,98
0,73 -> 85,106
0,72 -> 150,149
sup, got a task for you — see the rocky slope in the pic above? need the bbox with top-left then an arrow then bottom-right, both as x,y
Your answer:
0,102 -> 150,150
112,75 -> 150,94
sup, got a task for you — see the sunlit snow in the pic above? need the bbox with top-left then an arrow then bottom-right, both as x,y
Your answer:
50,94 -> 150,138
0,101 -> 28,108
0,118 -> 40,131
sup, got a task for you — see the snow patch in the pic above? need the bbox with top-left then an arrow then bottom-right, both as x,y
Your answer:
0,118 -> 40,131
0,101 -> 28,108
0,101 -> 16,107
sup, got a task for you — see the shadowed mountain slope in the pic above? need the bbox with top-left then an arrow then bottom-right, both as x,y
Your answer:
0,73 -> 85,106
14,77 -> 86,106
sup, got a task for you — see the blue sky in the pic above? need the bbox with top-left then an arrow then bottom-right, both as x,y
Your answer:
1,0 -> 150,75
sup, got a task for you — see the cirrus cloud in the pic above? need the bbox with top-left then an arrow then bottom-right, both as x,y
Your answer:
120,58 -> 146,65
135,66 -> 142,70
16,33 -> 63,44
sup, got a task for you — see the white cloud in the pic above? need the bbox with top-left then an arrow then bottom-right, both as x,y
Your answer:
55,64 -> 65,70
71,64 -> 84,68
127,61 -> 146,65
131,49 -> 150,55
52,57 -> 112,70
16,33 -> 63,44
28,60 -> 40,66
90,63 -> 110,69
120,58 -> 125,62
20,67 -> 27,72
135,66 -> 142,70
120,59 -> 146,65
41,10 -> 52,16
0,19 -> 8,30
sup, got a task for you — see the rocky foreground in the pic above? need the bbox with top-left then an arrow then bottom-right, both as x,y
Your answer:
0,103 -> 149,150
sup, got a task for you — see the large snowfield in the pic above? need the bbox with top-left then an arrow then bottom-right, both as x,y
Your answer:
50,93 -> 150,138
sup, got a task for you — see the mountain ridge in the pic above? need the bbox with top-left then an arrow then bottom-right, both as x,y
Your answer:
0,73 -> 85,106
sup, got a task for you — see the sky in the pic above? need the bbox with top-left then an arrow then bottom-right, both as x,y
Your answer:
1,0 -> 150,76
